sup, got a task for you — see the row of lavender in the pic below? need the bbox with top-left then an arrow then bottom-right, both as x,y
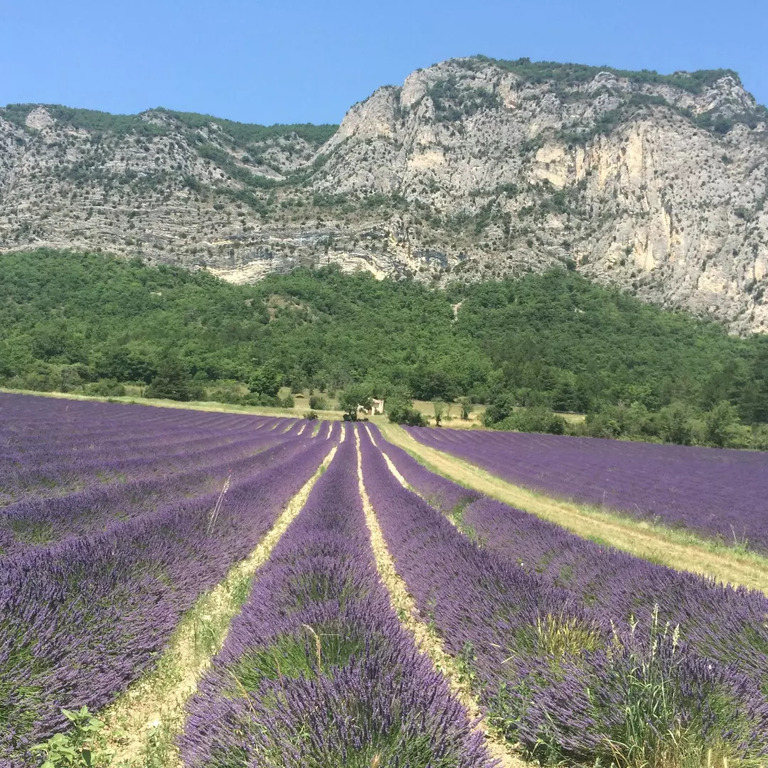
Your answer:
180,437 -> 491,768
380,431 -> 768,688
1,394 -> 304,504
406,425 -> 768,551
0,437 -> 306,556
0,407 -> 307,552
363,428 -> 768,765
0,394 -> 341,553
1,443 -> 331,763
0,395 -> 332,765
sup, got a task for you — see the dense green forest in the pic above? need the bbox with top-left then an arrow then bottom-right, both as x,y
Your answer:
2,250 -> 767,447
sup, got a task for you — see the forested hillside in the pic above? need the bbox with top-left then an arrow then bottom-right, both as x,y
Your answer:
2,250 -> 767,446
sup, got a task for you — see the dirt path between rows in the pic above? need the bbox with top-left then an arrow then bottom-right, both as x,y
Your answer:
100,445 -> 338,768
355,430 -> 528,768
379,424 -> 768,596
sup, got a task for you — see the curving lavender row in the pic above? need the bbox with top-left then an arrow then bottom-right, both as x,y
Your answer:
464,497 -> 768,684
376,431 -> 768,695
366,426 -> 479,514
360,429 -> 768,765
0,426 -> 330,764
180,436 -> 492,768
0,393 -> 280,454
1,396 -> 299,505
0,438 -> 308,556
406,425 -> 768,551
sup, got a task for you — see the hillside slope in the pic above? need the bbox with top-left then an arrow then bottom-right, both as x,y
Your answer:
2,57 -> 768,331
2,250 -> 767,432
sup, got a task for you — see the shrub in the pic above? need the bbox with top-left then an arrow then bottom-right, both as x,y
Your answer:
499,407 -> 566,435
387,399 -> 428,427
205,379 -> 246,405
84,379 -> 126,397
145,359 -> 204,402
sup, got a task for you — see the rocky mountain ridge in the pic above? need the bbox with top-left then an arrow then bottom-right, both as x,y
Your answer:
2,56 -> 768,333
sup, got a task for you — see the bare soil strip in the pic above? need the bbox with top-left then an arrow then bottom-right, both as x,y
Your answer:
377,439 -> 468,535
379,423 -> 768,595
100,445 -> 339,768
354,431 -> 527,768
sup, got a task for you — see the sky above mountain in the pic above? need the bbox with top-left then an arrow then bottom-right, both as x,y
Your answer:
2,0 -> 766,125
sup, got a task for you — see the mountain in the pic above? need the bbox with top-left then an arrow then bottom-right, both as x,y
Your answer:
2,56 -> 768,333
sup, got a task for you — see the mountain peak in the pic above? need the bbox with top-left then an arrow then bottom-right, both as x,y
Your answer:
1,56 -> 768,333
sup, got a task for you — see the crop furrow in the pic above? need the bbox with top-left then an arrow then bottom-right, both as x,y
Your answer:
179,434 -> 491,768
0,438 -> 331,765
360,427 -> 768,766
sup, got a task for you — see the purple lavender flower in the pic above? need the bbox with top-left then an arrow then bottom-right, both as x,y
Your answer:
0,393 -> 327,764
180,435 -> 493,768
361,428 -> 768,763
405,425 -> 768,551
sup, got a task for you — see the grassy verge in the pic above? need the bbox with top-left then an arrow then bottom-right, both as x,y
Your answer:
379,423 -> 768,595
97,446 -> 338,768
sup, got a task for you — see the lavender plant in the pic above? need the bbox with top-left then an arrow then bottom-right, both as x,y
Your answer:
360,429 -> 768,766
0,394 -> 329,765
180,436 -> 492,768
406,425 -> 768,551
377,429 -> 768,692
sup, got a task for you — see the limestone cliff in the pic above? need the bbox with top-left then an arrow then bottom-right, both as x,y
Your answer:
2,56 -> 768,333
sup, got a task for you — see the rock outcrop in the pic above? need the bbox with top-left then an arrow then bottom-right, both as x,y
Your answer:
2,57 -> 768,333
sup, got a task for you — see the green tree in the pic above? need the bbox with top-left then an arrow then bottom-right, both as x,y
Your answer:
386,395 -> 427,426
98,347 -> 156,383
338,384 -> 372,420
506,406 -> 566,435
146,358 -> 200,401
248,363 -> 283,397
704,401 -> 740,447
483,393 -> 516,426
410,364 -> 455,401
657,401 -> 694,445
458,396 -> 473,420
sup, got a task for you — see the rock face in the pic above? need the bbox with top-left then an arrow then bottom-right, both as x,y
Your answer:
2,57 -> 768,333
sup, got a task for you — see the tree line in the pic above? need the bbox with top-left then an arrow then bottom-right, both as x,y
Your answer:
1,250 -> 767,448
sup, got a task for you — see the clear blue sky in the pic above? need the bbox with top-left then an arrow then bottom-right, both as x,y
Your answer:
2,0 -> 766,125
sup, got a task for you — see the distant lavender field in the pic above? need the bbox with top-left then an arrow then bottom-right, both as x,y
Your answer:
5,392 -> 768,766
405,427 -> 768,551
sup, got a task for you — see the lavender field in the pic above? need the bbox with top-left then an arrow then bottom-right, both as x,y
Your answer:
0,394 -> 332,764
3,393 -> 768,767
406,425 -> 768,551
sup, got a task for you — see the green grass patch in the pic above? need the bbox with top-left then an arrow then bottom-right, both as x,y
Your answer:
226,622 -> 369,694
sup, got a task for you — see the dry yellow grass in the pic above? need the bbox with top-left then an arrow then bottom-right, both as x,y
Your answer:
379,422 -> 768,596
